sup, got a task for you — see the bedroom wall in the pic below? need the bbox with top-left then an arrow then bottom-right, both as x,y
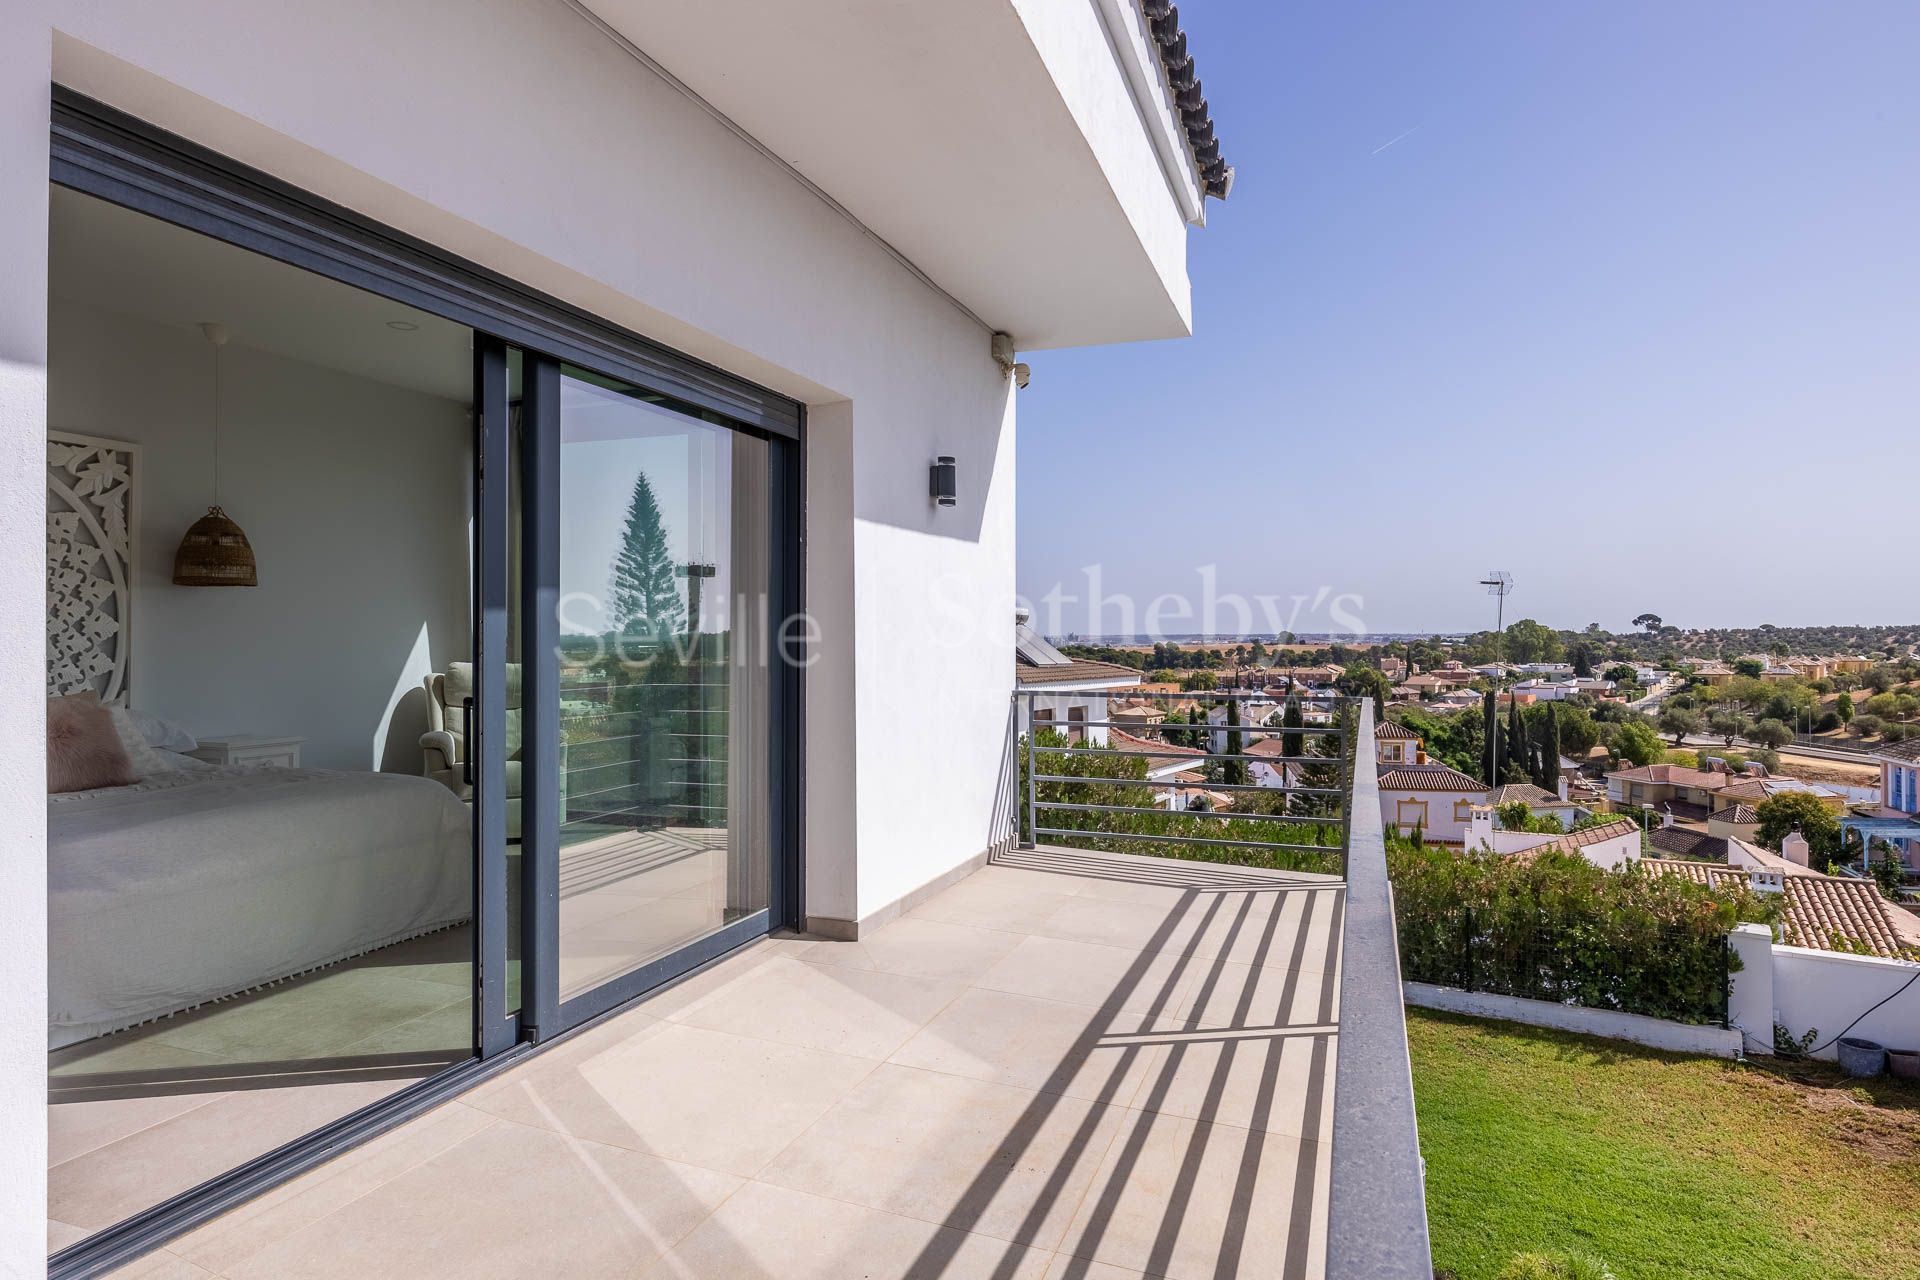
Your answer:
48,298 -> 473,773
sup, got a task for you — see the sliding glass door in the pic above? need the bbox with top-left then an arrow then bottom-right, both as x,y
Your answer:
515,366 -> 776,1021
47,90 -> 799,1276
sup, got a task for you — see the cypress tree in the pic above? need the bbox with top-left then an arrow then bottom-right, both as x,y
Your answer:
1223,697 -> 1248,786
1481,690 -> 1499,785
1506,697 -> 1527,782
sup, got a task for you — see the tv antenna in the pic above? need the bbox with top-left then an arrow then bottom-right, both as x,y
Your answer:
1479,571 -> 1513,658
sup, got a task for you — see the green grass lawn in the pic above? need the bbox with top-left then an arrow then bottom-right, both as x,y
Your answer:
1408,1009 -> 1920,1280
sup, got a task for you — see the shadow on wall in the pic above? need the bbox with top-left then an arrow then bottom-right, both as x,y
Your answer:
841,352 -> 1013,546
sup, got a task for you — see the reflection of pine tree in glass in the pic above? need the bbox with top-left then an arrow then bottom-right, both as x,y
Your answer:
609,471 -> 684,638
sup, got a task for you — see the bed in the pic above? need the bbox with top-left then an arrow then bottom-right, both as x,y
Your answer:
48,763 -> 472,1049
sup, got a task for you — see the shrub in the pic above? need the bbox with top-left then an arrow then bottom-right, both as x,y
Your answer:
1814,711 -> 1842,733
1388,840 -> 1770,1024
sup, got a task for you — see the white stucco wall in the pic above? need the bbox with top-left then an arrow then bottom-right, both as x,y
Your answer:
1,0 -> 1062,1264
0,33 -> 51,1280
1771,945 -> 1920,1063
49,298 -> 473,772
1381,789 -> 1481,844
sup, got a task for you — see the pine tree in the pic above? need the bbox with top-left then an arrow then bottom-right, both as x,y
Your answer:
608,471 -> 684,638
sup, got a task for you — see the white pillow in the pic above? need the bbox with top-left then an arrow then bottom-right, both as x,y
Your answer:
105,698 -> 198,752
105,705 -> 194,779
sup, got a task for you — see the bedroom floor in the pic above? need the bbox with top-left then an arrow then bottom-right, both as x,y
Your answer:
50,826 -> 736,1251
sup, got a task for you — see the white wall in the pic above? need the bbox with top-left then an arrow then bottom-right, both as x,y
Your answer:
1771,946 -> 1920,1063
0,32 -> 49,1280
49,299 -> 472,772
1382,789 -> 1481,844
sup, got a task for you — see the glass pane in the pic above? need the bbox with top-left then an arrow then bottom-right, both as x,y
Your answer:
45,186 -> 476,1241
554,370 -> 770,1000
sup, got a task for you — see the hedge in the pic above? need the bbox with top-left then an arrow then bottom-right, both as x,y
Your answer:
1389,840 -> 1774,1025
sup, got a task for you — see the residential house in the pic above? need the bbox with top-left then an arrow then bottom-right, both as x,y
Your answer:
1863,737 -> 1920,871
1831,655 -> 1877,676
1465,809 -> 1642,869
1647,802 -> 1761,860
1488,781 -> 1584,828
1377,725 -> 1490,844
1606,762 -> 1740,817
1713,775 -> 1847,815
8,6 -> 1310,1276
1691,662 -> 1736,687
1640,850 -> 1920,958
1374,719 -> 1424,767
1014,613 -> 1141,744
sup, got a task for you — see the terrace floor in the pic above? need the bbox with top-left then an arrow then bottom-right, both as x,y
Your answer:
116,846 -> 1344,1280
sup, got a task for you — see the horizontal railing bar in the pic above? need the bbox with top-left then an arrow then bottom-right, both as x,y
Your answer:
1027,744 -> 1340,765
1017,688 -> 1349,699
1025,717 -> 1344,735
1031,827 -> 1344,856
1035,800 -> 1344,825
1030,773 -> 1347,798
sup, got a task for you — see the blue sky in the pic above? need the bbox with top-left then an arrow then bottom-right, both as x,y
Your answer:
1016,1 -> 1919,637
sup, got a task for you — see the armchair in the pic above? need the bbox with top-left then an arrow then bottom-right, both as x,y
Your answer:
422,662 -> 528,839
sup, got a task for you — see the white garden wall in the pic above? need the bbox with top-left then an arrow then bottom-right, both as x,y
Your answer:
1770,945 -> 1920,1063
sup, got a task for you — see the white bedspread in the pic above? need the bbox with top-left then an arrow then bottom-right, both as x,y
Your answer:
49,766 -> 472,1048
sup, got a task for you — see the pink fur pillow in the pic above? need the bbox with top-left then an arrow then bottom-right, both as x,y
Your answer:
47,693 -> 139,794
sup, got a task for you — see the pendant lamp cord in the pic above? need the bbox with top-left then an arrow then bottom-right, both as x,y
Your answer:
212,338 -> 220,508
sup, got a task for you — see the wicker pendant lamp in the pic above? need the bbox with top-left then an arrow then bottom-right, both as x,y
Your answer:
173,322 -> 258,587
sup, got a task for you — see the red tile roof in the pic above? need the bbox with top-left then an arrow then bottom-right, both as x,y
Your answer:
1015,660 -> 1143,687
1375,721 -> 1420,740
1377,763 -> 1487,794
1638,858 -> 1920,958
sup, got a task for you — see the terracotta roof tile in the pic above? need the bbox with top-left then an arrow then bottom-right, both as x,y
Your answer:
1710,803 -> 1761,824
1378,763 -> 1487,793
1375,721 -> 1420,740
1015,660 -> 1143,687
1638,858 -> 1918,958
1875,738 -> 1920,763
1490,783 -> 1563,807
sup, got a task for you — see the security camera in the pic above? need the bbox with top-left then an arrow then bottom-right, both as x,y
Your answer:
1012,362 -> 1031,389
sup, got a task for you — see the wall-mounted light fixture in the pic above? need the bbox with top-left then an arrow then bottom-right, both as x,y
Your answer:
929,456 -> 958,508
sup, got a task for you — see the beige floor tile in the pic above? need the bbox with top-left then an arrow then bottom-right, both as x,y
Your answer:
759,1063 -> 1128,1250
49,1089 -> 228,1167
639,1179 -> 1057,1279
468,1023 -> 875,1177
958,862 -> 1094,899
170,1101 -> 496,1274
1187,884 -> 1345,975
1040,1254 -> 1151,1280
973,935 -> 1199,1019
796,916 -> 1023,984
1125,1022 -> 1337,1143
1028,893 -> 1229,956
1057,1109 -> 1329,1280
674,957 -> 964,1060
623,940 -> 784,1021
1176,958 -> 1341,1030
50,1077 -> 411,1231
908,874 -> 1082,933
48,1219 -> 90,1252
224,1120 -> 739,1280
103,1249 -> 220,1279
889,988 -> 1159,1106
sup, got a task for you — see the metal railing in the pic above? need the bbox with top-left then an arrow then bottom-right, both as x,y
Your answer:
1014,687 -> 1353,877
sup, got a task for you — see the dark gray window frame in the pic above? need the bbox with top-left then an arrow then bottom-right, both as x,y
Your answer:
48,86 -> 806,1279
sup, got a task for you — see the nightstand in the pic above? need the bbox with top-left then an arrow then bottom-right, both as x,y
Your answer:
187,735 -> 305,768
